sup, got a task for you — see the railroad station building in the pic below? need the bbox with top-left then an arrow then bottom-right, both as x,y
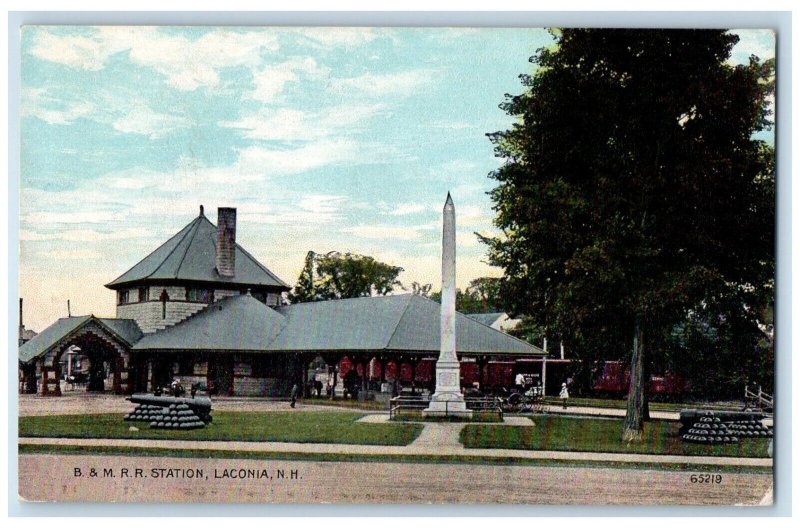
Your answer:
19,207 -> 544,398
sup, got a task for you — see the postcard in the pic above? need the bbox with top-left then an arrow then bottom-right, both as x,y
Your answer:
17,25 -> 775,506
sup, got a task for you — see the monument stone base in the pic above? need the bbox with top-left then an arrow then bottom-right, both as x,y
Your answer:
423,362 -> 473,418
422,397 -> 473,419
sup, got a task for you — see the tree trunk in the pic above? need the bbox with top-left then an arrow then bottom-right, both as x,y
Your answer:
622,318 -> 648,442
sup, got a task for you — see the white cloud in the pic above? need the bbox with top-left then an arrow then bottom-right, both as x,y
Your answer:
455,204 -> 491,227
41,248 -> 104,260
390,202 -> 427,216
333,70 -> 435,97
294,27 -> 382,47
21,210 -> 125,225
219,103 -> 385,141
20,227 -> 152,242
384,200 -> 490,226
457,231 -> 482,247
244,210 -> 341,226
236,140 -> 359,175
23,86 -> 188,137
112,105 -> 189,139
29,27 -> 280,91
249,57 -> 329,102
28,30 -> 116,71
431,121 -> 476,130
21,87 -> 95,125
299,194 -> 346,214
342,222 -> 438,241
232,194 -> 348,227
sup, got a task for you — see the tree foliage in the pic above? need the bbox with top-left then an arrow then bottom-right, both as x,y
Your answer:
428,277 -> 503,314
288,251 -> 404,303
481,29 -> 775,439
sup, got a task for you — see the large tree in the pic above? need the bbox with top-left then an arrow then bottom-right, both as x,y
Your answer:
481,29 -> 774,441
288,251 -> 404,303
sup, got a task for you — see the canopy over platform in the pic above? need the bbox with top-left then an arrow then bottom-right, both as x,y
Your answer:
132,293 -> 543,357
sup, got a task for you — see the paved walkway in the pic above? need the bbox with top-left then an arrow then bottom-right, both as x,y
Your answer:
18,393 -> 682,422
542,405 -> 679,420
358,414 -> 534,448
17,393 -> 356,417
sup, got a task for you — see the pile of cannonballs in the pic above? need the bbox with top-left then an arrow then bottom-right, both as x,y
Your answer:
726,420 -> 773,439
125,402 -> 209,430
681,411 -> 772,444
682,415 -> 738,444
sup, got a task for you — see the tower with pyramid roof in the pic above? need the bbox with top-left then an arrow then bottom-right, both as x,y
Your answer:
105,206 -> 290,333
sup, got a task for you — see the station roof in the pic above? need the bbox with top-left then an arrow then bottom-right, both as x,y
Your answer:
133,293 -> 286,352
105,213 -> 289,290
18,315 -> 143,364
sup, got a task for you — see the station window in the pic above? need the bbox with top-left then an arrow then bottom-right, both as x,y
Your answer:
138,287 -> 149,303
186,288 -> 214,303
118,290 -> 130,305
251,291 -> 267,304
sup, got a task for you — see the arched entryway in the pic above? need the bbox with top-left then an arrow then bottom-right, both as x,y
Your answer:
19,316 -> 138,397
53,333 -> 128,393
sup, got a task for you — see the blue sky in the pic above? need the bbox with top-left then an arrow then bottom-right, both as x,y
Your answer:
19,27 -> 775,330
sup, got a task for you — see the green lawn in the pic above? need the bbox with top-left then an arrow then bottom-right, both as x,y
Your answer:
461,415 -> 771,458
19,411 -> 422,446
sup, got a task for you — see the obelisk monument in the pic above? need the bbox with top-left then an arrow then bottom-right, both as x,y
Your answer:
425,192 -> 471,417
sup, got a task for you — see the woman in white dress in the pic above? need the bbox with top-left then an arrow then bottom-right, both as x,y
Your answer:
559,382 -> 569,409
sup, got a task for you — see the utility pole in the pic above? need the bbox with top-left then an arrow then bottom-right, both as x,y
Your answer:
542,338 -> 548,397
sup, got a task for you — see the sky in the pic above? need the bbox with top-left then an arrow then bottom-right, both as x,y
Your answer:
18,27 -> 775,331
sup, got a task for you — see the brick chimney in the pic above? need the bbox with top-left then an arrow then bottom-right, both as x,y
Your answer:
216,207 -> 237,278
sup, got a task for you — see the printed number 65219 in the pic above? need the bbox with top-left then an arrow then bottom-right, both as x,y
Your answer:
690,474 -> 722,484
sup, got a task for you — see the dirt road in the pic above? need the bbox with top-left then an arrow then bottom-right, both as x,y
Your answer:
17,393 -> 349,417
18,454 -> 771,505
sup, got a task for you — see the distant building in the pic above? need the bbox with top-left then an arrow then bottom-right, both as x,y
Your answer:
19,207 -> 544,397
465,312 -> 521,333
18,299 -> 38,345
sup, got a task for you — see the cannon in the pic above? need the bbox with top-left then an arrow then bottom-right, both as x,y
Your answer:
124,392 -> 213,430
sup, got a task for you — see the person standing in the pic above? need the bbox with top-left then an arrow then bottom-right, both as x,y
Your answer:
559,382 -> 569,409
515,372 -> 526,393
290,383 -> 298,408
